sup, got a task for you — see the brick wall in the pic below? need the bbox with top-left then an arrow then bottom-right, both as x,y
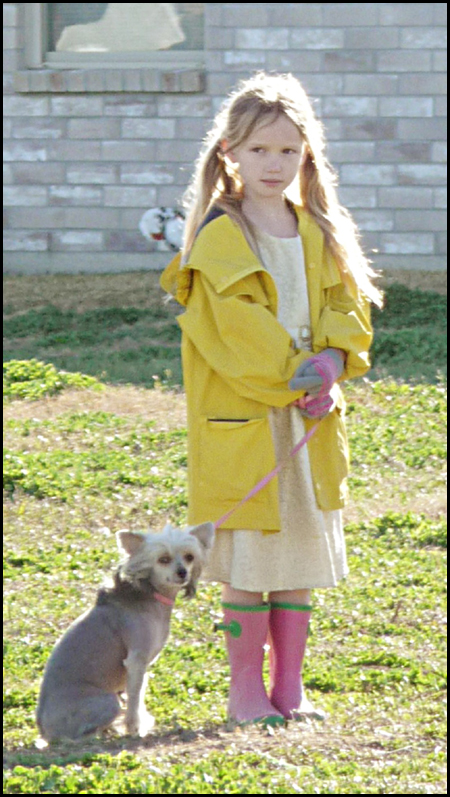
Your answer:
3,3 -> 447,274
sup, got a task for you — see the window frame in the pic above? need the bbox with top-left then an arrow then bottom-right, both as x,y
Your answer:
17,4 -> 204,93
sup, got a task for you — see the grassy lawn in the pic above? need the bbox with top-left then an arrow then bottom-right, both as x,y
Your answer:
3,273 -> 447,794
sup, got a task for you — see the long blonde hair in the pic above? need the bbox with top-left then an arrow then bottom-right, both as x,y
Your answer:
182,72 -> 383,307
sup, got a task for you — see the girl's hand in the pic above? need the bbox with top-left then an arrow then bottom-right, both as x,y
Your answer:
291,392 -> 335,419
289,348 -> 345,393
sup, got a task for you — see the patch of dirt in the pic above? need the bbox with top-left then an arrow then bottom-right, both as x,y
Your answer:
3,269 -> 447,320
3,271 -> 168,314
3,386 -> 187,431
379,269 -> 447,295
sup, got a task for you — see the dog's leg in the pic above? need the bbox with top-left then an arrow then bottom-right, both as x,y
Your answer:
38,688 -> 121,742
124,651 -> 154,736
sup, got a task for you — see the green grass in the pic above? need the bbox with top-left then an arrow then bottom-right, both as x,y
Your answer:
3,275 -> 447,387
3,274 -> 447,793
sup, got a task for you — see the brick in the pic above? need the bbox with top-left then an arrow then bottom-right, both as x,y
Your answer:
206,27 -> 234,49
51,231 -> 103,251
436,230 -> 447,254
401,27 -> 447,49
48,141 -> 102,161
123,71 -> 143,92
50,97 -> 103,116
323,4 -> 379,26
180,70 -> 206,93
377,51 -> 432,72
68,118 -> 121,139
221,5 -> 270,27
380,233 -> 434,254
340,119 -> 396,140
395,210 -> 447,232
3,231 -> 48,252
323,50 -> 374,72
344,74 -> 398,95
338,187 -> 377,208
267,51 -> 322,74
397,118 -> 447,141
3,4 -> 18,26
291,28 -> 344,50
376,142 -> 431,163
380,5 -> 434,25
224,50 -> 266,67
4,186 -> 47,206
380,97 -> 433,117
345,28 -> 399,49
352,210 -> 394,232
328,141 -> 375,163
431,142 -> 447,162
378,187 -> 433,209
157,96 -> 210,117
122,119 -> 176,139
104,187 -> 157,207
3,96 -> 49,116
120,165 -> 174,185
433,51 -> 447,70
268,5 -> 322,26
12,163 -> 65,184
105,231 -> 150,253
155,139 -> 202,162
65,71 -> 86,92
67,165 -> 117,185
340,165 -> 396,185
102,141 -> 156,161
398,164 -> 447,186
323,97 -> 378,117
434,188 -> 447,209
399,73 -> 447,94
104,97 -> 157,117
49,186 -> 103,206
236,28 -> 289,50
11,119 -> 64,139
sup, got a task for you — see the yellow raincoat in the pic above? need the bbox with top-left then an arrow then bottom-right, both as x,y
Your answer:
160,207 -> 372,531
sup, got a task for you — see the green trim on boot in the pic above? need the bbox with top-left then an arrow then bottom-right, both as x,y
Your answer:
270,602 -> 312,612
221,602 -> 270,612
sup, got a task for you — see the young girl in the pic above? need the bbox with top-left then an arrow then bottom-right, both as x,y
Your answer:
161,72 -> 382,727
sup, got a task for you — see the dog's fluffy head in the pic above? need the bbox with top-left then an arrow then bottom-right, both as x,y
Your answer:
116,522 -> 214,599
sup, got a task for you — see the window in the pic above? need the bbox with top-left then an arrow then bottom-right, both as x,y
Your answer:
22,3 -> 205,89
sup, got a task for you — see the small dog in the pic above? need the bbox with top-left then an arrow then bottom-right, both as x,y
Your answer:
138,206 -> 185,251
37,522 -> 214,741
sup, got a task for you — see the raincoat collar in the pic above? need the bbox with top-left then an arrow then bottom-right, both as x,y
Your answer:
160,205 -> 338,313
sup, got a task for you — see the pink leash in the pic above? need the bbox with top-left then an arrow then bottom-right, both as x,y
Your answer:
214,421 -> 320,530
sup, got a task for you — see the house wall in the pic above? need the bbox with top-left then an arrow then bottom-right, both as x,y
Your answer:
3,3 -> 447,274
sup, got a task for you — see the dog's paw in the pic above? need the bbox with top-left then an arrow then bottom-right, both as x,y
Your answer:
126,710 -> 155,737
138,710 -> 155,737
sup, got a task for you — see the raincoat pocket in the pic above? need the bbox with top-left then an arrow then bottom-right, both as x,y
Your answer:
198,416 -> 277,504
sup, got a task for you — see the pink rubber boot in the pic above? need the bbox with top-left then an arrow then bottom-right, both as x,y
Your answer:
268,602 -> 326,720
215,603 -> 285,727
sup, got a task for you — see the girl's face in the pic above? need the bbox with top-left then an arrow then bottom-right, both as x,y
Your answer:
224,114 -> 303,203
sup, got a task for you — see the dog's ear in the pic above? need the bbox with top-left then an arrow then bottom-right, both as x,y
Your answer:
116,531 -> 146,556
188,522 -> 215,555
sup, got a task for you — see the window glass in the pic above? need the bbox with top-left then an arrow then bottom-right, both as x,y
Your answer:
48,3 -> 204,53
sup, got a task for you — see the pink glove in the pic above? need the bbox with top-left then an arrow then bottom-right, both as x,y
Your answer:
290,349 -> 345,419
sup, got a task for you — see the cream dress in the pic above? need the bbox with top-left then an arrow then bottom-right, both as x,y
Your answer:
203,230 -> 348,591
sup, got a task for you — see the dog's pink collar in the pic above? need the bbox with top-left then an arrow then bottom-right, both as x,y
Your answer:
153,592 -> 174,607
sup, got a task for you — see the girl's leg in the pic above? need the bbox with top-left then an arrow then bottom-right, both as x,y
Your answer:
267,588 -> 325,720
222,584 -> 263,605
218,583 -> 284,726
269,588 -> 311,605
